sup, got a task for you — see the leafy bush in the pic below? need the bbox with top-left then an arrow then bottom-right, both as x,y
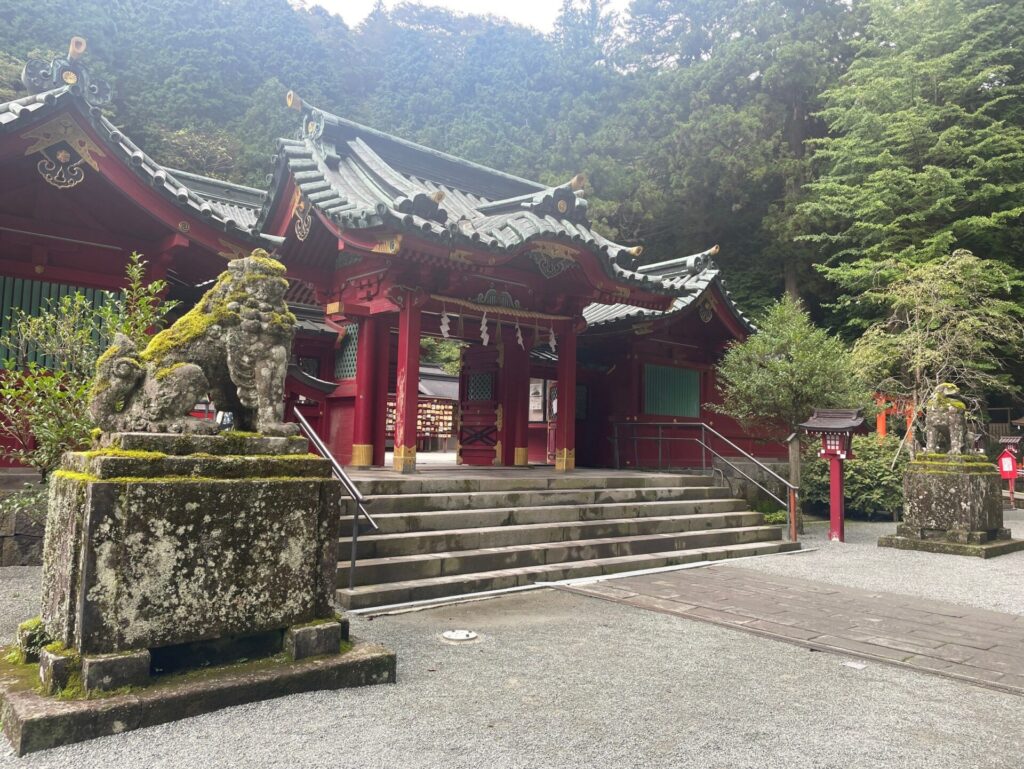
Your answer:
0,253 -> 175,478
801,435 -> 909,519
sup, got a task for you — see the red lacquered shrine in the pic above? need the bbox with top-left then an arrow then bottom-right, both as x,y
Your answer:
262,95 -> 769,473
1,44 -> 781,474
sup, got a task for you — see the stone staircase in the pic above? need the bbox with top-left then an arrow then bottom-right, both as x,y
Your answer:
335,471 -> 799,609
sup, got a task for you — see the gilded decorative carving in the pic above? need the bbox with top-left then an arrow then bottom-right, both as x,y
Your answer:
22,115 -> 106,189
473,288 -> 521,309
492,440 -> 503,467
217,239 -> 250,261
530,251 -> 575,279
370,235 -> 403,255
698,296 -> 716,323
530,241 -> 577,261
632,321 -> 654,336
293,195 -> 312,241
449,249 -> 475,265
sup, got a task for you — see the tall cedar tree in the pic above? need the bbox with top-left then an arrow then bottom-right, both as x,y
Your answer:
797,0 -> 1024,329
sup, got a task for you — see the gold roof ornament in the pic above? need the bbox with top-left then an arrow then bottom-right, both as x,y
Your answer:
570,173 -> 587,192
285,90 -> 303,111
68,36 -> 87,60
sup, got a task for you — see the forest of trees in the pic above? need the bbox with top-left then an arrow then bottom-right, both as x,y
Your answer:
1,0 -> 1021,335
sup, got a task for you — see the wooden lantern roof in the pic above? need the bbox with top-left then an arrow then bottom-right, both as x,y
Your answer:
799,409 -> 869,435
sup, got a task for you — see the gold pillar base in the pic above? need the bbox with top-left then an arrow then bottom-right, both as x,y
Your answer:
554,448 -> 575,472
514,447 -> 529,466
351,443 -> 373,468
393,445 -> 417,474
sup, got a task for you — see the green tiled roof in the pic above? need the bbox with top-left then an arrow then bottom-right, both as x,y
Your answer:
261,102 -> 698,296
0,87 -> 267,244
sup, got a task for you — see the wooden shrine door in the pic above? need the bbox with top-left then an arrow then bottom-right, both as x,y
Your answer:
458,346 -> 500,466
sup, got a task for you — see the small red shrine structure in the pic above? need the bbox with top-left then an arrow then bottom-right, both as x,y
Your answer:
1,44 -> 780,474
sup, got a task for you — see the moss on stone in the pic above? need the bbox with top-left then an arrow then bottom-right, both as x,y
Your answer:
51,470 -> 99,483
154,362 -> 188,381
81,448 -> 168,460
140,302 -> 223,366
18,617 -> 42,633
103,475 -> 320,484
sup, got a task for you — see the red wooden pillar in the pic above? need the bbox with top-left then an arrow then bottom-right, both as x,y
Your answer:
393,294 -> 421,474
351,316 -> 378,468
554,319 -> 577,472
829,456 -> 845,542
512,329 -> 532,466
874,394 -> 887,439
372,317 -> 390,467
497,328 -> 530,466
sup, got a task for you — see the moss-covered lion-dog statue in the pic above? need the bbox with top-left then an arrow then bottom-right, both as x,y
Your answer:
923,382 -> 967,455
90,250 -> 299,436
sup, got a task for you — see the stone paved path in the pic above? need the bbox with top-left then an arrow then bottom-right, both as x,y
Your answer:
561,564 -> 1024,696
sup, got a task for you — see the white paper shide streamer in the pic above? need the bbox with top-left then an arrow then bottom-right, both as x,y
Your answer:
548,324 -> 557,354
440,308 -> 451,339
480,311 -> 490,346
514,319 -> 525,350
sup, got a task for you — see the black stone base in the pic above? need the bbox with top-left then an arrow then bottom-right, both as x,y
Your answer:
878,534 -> 1024,559
1,638 -> 395,756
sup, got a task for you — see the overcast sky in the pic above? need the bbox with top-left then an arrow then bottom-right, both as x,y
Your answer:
312,0 -> 630,34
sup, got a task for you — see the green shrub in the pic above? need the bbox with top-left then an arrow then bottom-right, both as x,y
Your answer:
801,435 -> 909,519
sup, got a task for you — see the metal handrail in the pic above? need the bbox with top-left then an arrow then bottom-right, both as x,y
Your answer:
291,408 -> 378,590
612,421 -> 799,542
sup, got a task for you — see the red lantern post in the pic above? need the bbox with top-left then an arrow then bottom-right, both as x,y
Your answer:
799,409 -> 868,543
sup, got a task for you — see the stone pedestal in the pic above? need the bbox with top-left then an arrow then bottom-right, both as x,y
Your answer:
879,454 -> 1024,558
41,432 -> 343,659
2,431 -> 396,755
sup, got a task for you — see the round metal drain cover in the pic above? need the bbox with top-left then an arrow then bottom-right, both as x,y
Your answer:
442,629 -> 478,643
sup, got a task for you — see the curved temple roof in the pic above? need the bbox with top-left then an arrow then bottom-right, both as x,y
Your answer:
261,98 -> 704,297
582,246 -> 755,334
0,85 -> 268,245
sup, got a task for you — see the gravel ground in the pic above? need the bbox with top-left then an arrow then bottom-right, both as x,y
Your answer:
0,567 -> 41,645
2,575 -> 1024,769
719,510 -> 1024,616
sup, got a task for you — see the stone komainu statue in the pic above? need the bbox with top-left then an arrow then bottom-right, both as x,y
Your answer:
923,383 -> 967,455
90,251 -> 299,436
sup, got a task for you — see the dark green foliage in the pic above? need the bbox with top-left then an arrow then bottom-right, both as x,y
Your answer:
1,0 -> 1021,336
710,296 -> 869,433
798,0 -> 1024,328
802,435 -> 910,519
420,337 -> 463,375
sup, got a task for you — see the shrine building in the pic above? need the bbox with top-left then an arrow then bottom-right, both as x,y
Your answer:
1,44 -> 780,474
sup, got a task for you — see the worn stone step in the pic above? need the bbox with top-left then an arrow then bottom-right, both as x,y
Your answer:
335,540 -> 802,609
344,496 -> 747,536
347,511 -> 765,558
351,473 -> 713,497
358,485 -> 728,516
337,525 -> 783,587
